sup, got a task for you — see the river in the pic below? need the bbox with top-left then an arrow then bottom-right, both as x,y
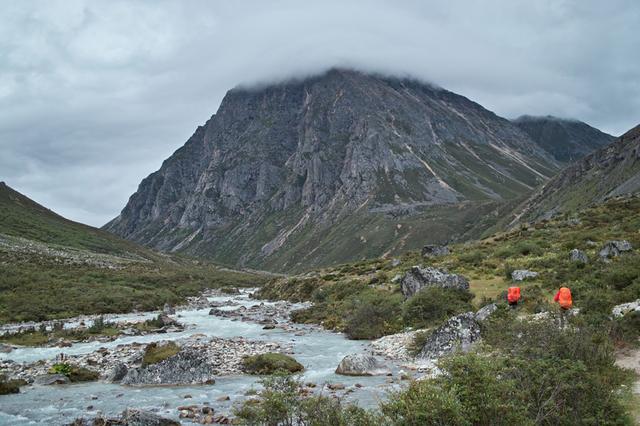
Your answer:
0,290 -> 402,424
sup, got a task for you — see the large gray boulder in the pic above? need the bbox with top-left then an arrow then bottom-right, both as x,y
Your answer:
599,240 -> 633,259
400,266 -> 469,298
335,354 -> 391,376
121,408 -> 180,426
475,303 -> 498,322
34,374 -> 69,385
106,362 -> 128,383
511,269 -> 538,281
570,249 -> 588,264
162,303 -> 176,315
421,245 -> 450,258
121,349 -> 216,386
417,312 -> 481,360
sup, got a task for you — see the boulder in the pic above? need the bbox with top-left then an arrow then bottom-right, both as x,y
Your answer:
0,343 -> 13,353
335,354 -> 391,376
400,266 -> 469,298
569,249 -> 588,264
474,303 -> 498,322
599,240 -> 633,259
121,349 -> 217,385
421,245 -> 450,258
158,314 -> 178,328
34,373 -> 70,385
121,408 -> 180,426
162,303 -> 176,315
417,312 -> 481,360
106,363 -> 128,383
511,270 -> 538,281
612,299 -> 640,318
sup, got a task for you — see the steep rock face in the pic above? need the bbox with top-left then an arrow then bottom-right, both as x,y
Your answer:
511,124 -> 640,224
513,115 -> 614,164
105,69 -> 560,271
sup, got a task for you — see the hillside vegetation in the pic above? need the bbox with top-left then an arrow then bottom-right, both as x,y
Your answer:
257,196 -> 640,344
0,183 -> 266,323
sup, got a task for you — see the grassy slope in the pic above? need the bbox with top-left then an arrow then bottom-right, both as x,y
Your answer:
257,196 -> 640,340
0,183 -> 266,323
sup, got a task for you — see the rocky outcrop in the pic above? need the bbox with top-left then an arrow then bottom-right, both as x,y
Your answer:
162,303 -> 176,315
105,68 -> 560,272
599,240 -> 633,259
400,266 -> 469,297
612,299 -> 640,318
417,312 -> 481,360
421,245 -> 450,258
335,354 -> 391,376
511,269 -> 538,281
570,249 -> 588,264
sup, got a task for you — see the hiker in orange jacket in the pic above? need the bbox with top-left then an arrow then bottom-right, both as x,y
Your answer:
554,286 -> 572,327
507,286 -> 521,309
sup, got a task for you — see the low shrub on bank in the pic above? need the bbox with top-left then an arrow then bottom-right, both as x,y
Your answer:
141,341 -> 180,366
241,353 -> 304,375
402,288 -> 473,329
49,363 -> 99,382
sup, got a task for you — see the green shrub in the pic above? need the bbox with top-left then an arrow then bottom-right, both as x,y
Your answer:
241,353 -> 304,375
142,341 -> 180,366
49,363 -> 98,382
49,363 -> 72,376
343,291 -> 403,339
402,288 -> 473,329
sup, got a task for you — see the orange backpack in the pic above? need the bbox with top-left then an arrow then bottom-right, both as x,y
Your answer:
558,287 -> 572,309
507,287 -> 521,303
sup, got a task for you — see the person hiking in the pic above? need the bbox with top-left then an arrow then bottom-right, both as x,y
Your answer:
507,286 -> 521,309
553,286 -> 572,327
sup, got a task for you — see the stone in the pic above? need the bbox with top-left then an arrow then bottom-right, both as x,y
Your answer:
34,374 -> 70,385
121,349 -> 217,386
391,258 -> 401,267
474,303 -> 497,322
599,240 -> 633,259
421,245 -> 450,258
335,354 -> 391,376
400,266 -> 469,298
326,383 -> 345,391
162,303 -> 176,315
106,362 -> 128,383
0,343 -> 13,353
570,249 -> 588,264
612,299 -> 640,318
511,269 -> 538,281
417,312 -> 481,360
121,408 -> 180,426
216,395 -> 230,401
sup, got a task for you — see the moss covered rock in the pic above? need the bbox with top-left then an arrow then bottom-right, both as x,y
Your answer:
142,341 -> 180,366
242,353 -> 304,375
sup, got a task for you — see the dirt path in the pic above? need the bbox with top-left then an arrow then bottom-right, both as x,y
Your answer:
616,347 -> 640,424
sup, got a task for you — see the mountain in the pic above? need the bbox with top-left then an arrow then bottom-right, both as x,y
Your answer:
510,124 -> 640,224
105,68 -> 562,272
513,115 -> 614,164
0,182 -> 262,323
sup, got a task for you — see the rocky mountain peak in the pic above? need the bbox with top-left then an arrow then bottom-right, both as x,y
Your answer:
105,69 -> 566,271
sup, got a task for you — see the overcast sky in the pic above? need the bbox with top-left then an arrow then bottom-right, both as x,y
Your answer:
1,0 -> 638,226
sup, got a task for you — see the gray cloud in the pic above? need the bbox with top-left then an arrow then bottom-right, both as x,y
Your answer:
1,0 -> 638,226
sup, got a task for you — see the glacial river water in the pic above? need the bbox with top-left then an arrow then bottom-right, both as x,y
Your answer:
0,291 -> 400,424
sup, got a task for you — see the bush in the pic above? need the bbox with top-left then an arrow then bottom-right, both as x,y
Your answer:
343,291 -> 403,339
49,363 -> 72,376
142,341 -> 180,366
242,353 -> 304,375
402,288 -> 473,329
49,363 -> 99,382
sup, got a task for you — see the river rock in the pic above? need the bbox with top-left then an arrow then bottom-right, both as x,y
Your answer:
421,245 -> 450,258
612,299 -> 640,318
417,312 -> 481,360
121,349 -> 216,386
0,343 -> 13,353
570,249 -> 588,264
34,373 -> 70,385
400,266 -> 469,297
106,362 -> 128,383
158,314 -> 179,328
121,408 -> 180,426
475,303 -> 497,322
335,354 -> 391,376
599,240 -> 633,259
511,269 -> 538,281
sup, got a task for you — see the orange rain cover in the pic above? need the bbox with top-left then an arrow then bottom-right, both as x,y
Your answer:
558,287 -> 572,308
507,286 -> 521,303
